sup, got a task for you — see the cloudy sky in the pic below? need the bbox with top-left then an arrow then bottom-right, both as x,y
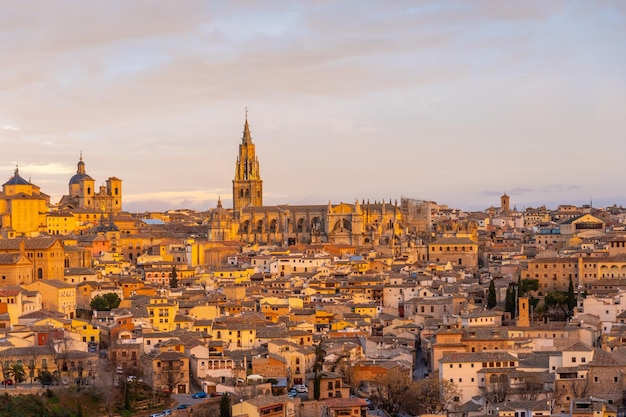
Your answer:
1,1 -> 625,213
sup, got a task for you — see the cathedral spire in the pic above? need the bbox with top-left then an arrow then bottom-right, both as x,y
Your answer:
242,108 -> 252,145
233,110 -> 263,214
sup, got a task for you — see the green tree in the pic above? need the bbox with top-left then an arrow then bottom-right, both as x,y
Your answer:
220,393 -> 231,417
521,278 -> 539,294
169,266 -> 178,289
567,277 -> 577,313
517,275 -> 523,297
312,341 -> 326,400
90,293 -> 122,311
544,291 -> 569,317
35,368 -> 54,386
487,279 -> 497,309
9,363 -> 26,386
505,285 -> 516,318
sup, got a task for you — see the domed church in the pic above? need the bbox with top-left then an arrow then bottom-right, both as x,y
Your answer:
57,153 -> 123,215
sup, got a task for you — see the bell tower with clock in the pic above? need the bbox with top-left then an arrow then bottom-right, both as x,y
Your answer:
232,112 -> 263,216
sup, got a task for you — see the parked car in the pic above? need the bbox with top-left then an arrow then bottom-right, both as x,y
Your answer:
176,404 -> 190,410
191,391 -> 207,399
288,389 -> 298,398
293,384 -> 308,393
115,366 -> 123,374
162,410 -> 172,416
1,379 -> 12,385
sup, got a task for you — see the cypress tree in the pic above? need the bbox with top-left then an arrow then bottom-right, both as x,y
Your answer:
487,279 -> 497,309
169,266 -> 178,289
567,276 -> 577,313
505,285 -> 516,318
220,393 -> 231,417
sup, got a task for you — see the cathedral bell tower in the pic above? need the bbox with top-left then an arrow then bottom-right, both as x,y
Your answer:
232,113 -> 263,216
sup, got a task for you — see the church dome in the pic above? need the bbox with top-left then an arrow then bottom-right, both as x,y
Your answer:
68,172 -> 94,185
209,197 -> 231,222
3,167 -> 30,186
69,156 -> 94,185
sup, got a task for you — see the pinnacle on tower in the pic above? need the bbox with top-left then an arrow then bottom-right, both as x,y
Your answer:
242,110 -> 252,144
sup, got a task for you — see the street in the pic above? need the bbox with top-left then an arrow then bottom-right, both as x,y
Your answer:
413,347 -> 429,380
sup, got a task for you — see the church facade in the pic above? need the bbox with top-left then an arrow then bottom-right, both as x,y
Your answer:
0,167 -> 50,238
207,117 -> 408,251
57,154 -> 123,216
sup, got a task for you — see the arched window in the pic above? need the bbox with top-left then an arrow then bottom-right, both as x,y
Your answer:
499,374 -> 508,386
37,268 -> 43,279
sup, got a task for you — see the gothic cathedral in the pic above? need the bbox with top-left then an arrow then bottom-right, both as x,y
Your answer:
205,114 -> 408,252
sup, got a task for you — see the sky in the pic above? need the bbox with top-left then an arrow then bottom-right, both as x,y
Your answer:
1,1 -> 625,213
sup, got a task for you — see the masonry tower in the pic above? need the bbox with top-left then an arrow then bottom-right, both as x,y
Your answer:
232,113 -> 263,216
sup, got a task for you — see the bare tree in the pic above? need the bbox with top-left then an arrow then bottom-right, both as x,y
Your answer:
48,328 -> 74,383
155,357 -> 185,394
330,352 -> 356,392
554,379 -> 588,409
372,372 -> 412,416
26,350 -> 38,384
571,380 -> 589,398
405,376 -> 462,416
513,375 -> 544,401
487,382 -> 509,403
